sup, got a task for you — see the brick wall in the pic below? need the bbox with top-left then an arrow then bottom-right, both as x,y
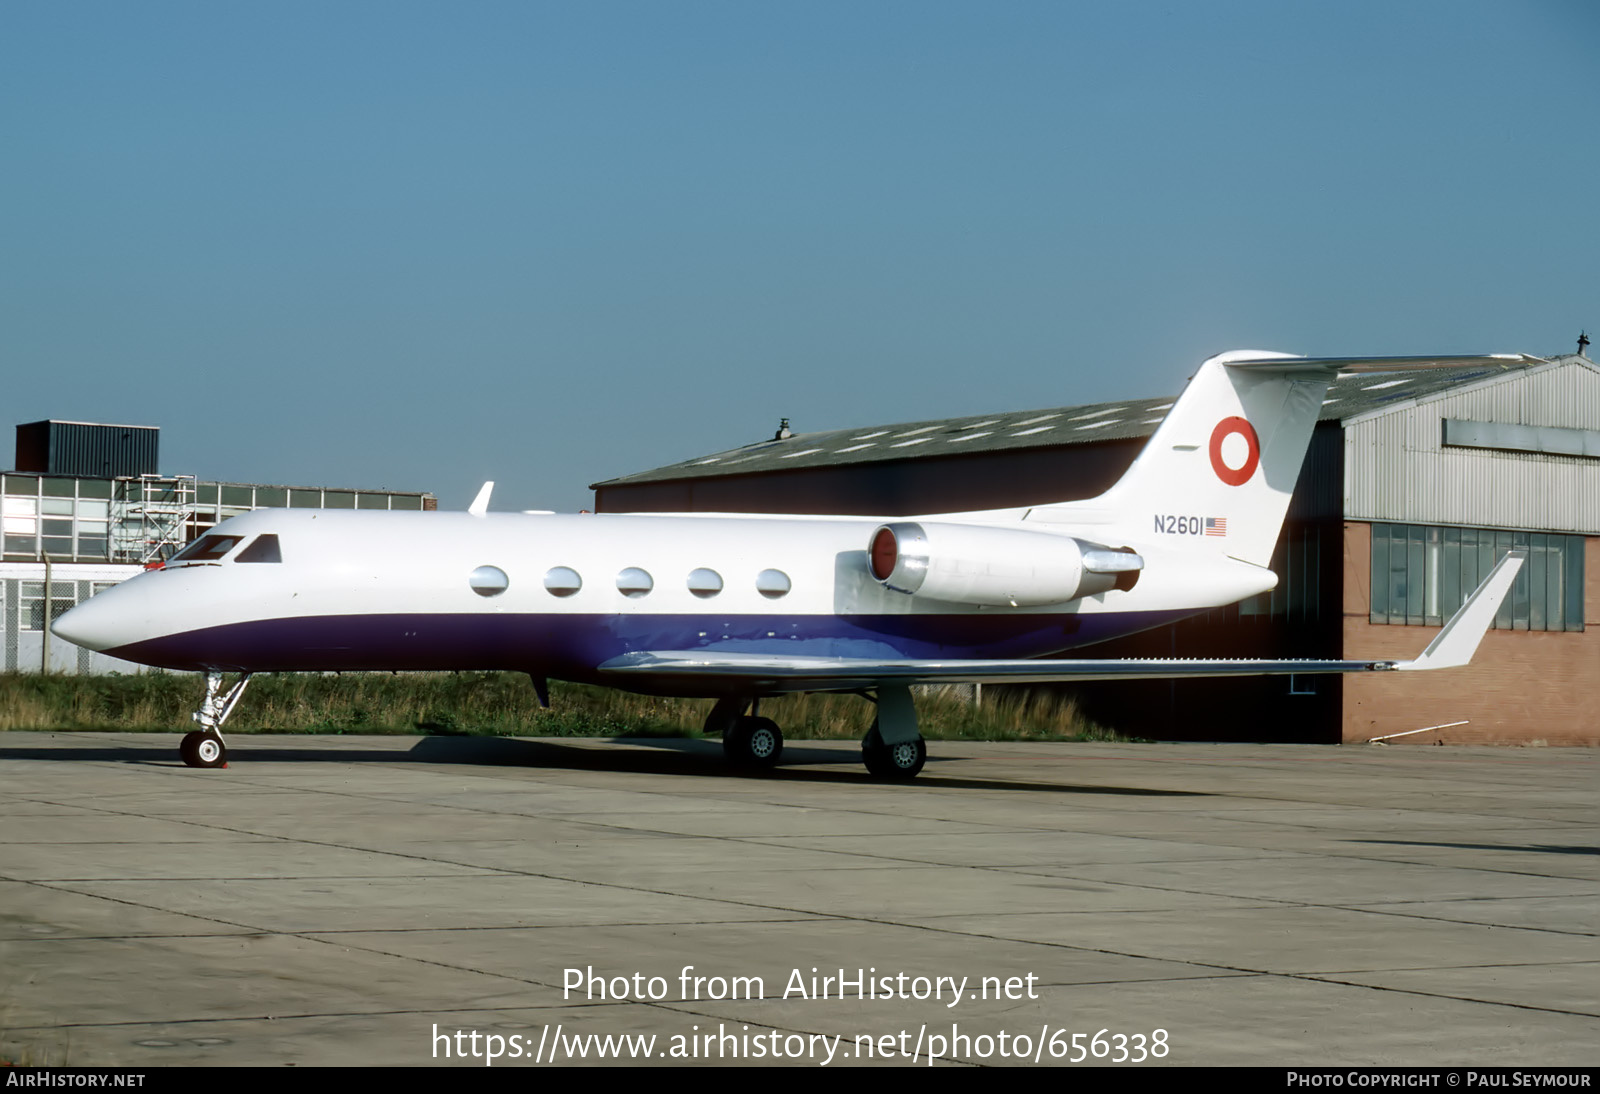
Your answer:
1341,523 -> 1598,745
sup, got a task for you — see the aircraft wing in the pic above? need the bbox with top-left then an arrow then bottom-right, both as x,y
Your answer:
598,651 -> 1408,692
598,553 -> 1524,693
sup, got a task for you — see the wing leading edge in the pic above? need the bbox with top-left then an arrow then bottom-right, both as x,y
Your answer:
598,553 -> 1525,694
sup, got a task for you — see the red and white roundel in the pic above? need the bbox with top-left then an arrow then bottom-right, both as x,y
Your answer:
1208,416 -> 1260,486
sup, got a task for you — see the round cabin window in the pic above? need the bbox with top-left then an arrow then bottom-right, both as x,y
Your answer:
616,567 -> 654,598
470,565 -> 509,597
544,566 -> 582,597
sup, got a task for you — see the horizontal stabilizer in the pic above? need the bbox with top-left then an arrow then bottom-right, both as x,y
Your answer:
1224,353 -> 1540,374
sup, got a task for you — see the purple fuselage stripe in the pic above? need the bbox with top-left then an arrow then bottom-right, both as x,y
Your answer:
104,610 -> 1195,677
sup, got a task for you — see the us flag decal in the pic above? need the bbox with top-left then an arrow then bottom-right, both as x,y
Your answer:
1205,517 -> 1227,536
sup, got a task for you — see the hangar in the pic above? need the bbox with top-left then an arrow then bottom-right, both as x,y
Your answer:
2,420 -> 434,673
594,351 -> 1599,746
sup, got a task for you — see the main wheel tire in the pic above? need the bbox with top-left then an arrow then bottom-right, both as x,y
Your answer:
861,723 -> 886,776
185,731 -> 227,769
861,724 -> 887,776
862,724 -> 925,780
724,716 -> 783,768
881,736 -> 926,779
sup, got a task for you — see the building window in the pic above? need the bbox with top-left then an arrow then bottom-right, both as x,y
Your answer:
1237,525 -> 1322,624
20,581 -> 76,632
1370,523 -> 1584,632
3,494 -> 38,556
2,488 -> 115,561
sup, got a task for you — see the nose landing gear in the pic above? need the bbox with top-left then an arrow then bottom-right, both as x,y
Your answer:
180,671 -> 252,769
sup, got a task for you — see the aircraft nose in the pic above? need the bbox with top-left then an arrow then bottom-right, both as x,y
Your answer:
53,588 -> 137,652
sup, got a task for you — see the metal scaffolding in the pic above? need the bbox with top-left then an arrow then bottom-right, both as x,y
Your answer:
111,474 -> 196,564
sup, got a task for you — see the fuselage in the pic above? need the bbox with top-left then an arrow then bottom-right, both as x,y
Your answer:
52,506 -> 1275,688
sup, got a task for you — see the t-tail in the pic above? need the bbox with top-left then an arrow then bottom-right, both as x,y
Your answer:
1031,350 -> 1539,568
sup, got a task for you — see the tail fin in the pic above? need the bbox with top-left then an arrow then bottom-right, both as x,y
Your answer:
1033,351 -> 1536,569
1092,350 -> 1331,567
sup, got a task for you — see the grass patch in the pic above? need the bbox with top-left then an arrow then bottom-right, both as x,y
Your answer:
0,671 -> 1126,742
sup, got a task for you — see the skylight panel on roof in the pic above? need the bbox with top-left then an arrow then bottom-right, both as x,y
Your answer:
894,425 -> 939,438
778,448 -> 824,459
946,431 -> 992,443
1012,426 -> 1053,436
1010,413 -> 1060,427
836,443 -> 876,453
1149,403 -> 1173,411
891,437 -> 933,448
854,430 -> 889,439
1069,407 -> 1122,421
1077,419 -> 1119,430
694,457 -> 722,465
1363,379 -> 1411,390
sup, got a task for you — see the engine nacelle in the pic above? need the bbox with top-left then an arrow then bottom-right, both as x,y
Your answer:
867,522 -> 1142,607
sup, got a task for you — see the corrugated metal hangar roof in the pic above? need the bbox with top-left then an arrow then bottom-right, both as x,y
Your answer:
596,360 -> 1536,488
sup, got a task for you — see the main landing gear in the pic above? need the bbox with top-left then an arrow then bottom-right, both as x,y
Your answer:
179,671 -> 252,769
860,685 -> 926,780
703,686 -> 928,780
705,696 -> 784,769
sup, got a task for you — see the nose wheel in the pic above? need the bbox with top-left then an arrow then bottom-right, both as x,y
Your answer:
180,731 -> 228,768
180,671 -> 251,769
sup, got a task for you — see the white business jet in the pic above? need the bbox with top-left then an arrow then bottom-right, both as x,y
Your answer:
53,350 -> 1531,777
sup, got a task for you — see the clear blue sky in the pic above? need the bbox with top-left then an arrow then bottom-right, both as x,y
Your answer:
4,1 -> 1595,512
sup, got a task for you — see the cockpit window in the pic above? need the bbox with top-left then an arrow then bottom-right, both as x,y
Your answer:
236,534 -> 282,563
170,534 -> 244,563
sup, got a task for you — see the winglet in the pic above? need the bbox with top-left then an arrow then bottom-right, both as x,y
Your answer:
1396,550 -> 1525,671
468,481 -> 494,517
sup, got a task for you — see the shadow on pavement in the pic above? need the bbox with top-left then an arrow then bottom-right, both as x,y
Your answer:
0,733 -> 1206,797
